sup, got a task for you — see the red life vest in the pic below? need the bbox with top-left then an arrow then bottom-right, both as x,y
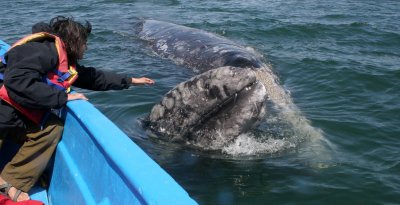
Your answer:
0,32 -> 78,125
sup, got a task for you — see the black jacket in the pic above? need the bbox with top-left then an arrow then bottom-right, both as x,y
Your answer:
0,40 -> 131,129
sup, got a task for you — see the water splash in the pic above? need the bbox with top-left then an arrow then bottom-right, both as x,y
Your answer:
222,133 -> 295,156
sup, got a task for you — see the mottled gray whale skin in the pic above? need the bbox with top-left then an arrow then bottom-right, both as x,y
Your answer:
137,20 -> 268,145
136,19 -> 264,73
148,66 -> 266,143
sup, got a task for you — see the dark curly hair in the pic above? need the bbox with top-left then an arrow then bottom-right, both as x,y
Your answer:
49,16 -> 92,64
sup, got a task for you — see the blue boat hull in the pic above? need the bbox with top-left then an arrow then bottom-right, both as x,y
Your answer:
48,100 -> 197,205
1,100 -> 197,205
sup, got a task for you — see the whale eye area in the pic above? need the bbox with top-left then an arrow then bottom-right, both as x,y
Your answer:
229,57 -> 251,67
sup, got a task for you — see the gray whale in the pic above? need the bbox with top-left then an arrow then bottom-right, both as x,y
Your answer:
136,20 -> 270,145
137,20 -> 332,162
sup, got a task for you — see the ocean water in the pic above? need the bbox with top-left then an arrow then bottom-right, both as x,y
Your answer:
1,0 -> 399,204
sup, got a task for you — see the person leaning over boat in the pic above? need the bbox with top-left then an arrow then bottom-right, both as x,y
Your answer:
0,16 -> 155,202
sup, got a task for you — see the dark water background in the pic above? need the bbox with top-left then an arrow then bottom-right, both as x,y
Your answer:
1,0 -> 399,204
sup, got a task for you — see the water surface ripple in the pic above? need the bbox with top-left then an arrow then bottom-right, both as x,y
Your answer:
1,0 -> 399,204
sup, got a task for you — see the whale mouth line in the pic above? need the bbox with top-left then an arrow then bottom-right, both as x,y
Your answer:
188,80 -> 258,137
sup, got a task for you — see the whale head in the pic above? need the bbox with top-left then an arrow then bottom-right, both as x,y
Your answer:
146,66 -> 267,146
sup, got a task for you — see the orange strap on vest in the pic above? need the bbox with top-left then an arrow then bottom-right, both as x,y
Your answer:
10,32 -> 78,91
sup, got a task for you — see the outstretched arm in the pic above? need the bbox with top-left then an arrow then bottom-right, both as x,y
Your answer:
131,77 -> 155,85
74,64 -> 155,90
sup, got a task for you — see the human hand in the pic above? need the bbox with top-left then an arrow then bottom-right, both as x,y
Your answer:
131,77 -> 155,85
67,93 -> 88,101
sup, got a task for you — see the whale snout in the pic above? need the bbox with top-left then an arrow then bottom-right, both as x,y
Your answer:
148,66 -> 267,143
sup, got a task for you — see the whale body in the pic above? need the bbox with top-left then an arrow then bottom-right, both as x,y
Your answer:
137,20 -> 279,147
136,20 -> 332,163
136,19 -> 264,72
